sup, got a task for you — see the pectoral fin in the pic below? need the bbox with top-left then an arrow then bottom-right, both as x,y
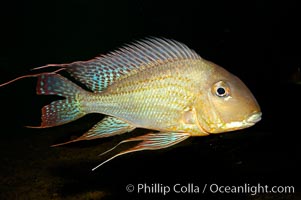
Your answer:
51,116 -> 135,147
92,132 -> 191,171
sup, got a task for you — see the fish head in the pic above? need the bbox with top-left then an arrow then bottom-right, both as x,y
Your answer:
195,61 -> 261,134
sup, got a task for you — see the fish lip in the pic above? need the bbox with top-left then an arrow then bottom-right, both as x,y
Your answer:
246,112 -> 262,124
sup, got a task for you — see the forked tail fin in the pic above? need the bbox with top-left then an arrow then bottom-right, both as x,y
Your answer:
33,74 -> 88,128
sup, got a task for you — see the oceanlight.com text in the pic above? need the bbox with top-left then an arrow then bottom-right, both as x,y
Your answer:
208,183 -> 294,195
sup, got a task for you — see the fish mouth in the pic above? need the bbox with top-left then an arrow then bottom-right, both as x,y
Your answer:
246,112 -> 262,125
201,111 -> 262,134
215,112 -> 262,131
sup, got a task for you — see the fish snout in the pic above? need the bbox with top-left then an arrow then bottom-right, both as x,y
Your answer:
246,112 -> 262,124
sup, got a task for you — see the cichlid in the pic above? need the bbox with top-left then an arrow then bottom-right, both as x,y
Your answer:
0,38 -> 261,170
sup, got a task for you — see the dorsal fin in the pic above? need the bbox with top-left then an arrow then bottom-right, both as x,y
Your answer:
35,38 -> 201,92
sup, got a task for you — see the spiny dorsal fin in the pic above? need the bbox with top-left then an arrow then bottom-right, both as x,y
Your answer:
34,38 -> 201,92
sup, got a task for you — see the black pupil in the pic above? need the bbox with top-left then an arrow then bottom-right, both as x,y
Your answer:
217,87 -> 226,96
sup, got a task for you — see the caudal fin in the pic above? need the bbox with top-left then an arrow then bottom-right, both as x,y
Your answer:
34,74 -> 87,128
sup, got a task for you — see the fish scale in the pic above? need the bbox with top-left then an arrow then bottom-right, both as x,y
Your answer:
0,38 -> 261,170
83,60 -> 198,130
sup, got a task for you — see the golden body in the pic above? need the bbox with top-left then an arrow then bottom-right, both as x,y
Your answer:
84,60 -> 205,135
0,38 -> 262,170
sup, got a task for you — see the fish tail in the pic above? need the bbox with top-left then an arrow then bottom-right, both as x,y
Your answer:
34,74 -> 87,128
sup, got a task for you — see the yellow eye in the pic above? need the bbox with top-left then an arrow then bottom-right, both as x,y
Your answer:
213,81 -> 230,98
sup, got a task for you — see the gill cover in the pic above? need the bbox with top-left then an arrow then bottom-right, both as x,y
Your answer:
195,61 -> 261,134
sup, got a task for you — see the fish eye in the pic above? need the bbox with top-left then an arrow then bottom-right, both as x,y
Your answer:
216,87 -> 226,96
213,81 -> 230,98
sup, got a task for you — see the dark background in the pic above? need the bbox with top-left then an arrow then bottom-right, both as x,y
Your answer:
0,0 -> 300,199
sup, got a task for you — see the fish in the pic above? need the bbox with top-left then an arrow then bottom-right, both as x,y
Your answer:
0,38 -> 262,170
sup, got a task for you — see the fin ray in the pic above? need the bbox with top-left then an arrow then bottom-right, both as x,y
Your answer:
28,38 -> 200,93
0,69 -> 64,87
1,38 -> 201,93
92,132 -> 191,170
37,74 -> 86,128
51,116 -> 135,146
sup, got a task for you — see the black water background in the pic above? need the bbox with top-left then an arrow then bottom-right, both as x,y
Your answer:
0,0 -> 300,199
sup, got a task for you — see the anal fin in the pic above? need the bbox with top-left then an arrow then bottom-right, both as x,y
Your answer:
52,116 -> 135,147
92,132 -> 191,171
